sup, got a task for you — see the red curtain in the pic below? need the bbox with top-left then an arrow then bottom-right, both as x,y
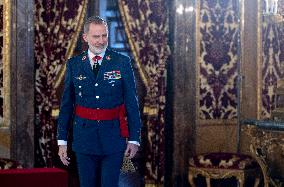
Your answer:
118,0 -> 170,185
34,0 -> 87,167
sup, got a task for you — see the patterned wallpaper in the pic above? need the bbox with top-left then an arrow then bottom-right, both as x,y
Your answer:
0,3 -> 3,124
262,0 -> 284,14
276,0 -> 284,15
261,19 -> 284,118
199,0 -> 240,119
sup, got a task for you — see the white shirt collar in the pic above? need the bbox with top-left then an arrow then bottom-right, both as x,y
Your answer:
87,49 -> 106,65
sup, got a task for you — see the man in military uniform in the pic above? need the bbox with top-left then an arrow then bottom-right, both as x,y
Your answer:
57,16 -> 141,187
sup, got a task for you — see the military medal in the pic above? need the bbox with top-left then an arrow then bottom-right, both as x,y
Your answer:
106,55 -> 111,60
109,80 -> 115,84
82,56 -> 87,61
104,70 -> 121,80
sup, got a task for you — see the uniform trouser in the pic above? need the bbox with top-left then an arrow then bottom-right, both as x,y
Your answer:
75,151 -> 124,187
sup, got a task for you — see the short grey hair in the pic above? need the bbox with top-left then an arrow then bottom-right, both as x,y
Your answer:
83,16 -> 108,33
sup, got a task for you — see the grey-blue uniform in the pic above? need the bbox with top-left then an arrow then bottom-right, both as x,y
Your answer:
57,48 -> 141,187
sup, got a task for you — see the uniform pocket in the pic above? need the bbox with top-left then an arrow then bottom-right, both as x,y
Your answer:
73,76 -> 94,96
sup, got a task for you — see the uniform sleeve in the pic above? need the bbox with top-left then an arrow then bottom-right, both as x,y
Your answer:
122,58 -> 142,142
57,60 -> 75,141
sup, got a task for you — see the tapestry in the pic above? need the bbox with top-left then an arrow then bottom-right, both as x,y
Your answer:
118,0 -> 170,185
34,0 -> 87,166
199,0 -> 240,119
261,19 -> 284,118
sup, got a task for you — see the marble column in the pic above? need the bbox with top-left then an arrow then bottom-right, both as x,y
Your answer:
167,0 -> 196,186
0,0 -> 34,167
240,0 -> 261,120
240,0 -> 261,154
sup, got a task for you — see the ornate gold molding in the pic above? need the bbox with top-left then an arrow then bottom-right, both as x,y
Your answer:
243,125 -> 284,187
54,0 -> 88,89
240,0 -> 244,118
198,119 -> 237,126
2,0 -> 11,128
195,0 -> 201,121
188,166 -> 260,187
257,0 -> 262,120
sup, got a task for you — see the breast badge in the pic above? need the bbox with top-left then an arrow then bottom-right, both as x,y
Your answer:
75,75 -> 87,80
82,56 -> 87,61
106,55 -> 111,61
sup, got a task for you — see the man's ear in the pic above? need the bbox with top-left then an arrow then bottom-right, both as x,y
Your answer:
82,33 -> 88,42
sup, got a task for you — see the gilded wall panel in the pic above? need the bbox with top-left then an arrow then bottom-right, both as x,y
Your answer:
196,125 -> 237,154
199,0 -> 240,119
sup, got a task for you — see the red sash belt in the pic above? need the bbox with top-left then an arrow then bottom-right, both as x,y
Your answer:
75,104 -> 129,137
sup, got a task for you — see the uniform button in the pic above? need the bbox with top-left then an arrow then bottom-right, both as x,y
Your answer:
95,83 -> 98,86
96,96 -> 99,99
79,92 -> 82,97
96,108 -> 100,109
79,85 -> 82,88
97,120 -> 100,123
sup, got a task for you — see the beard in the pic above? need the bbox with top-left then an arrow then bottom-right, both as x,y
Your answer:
89,43 -> 108,55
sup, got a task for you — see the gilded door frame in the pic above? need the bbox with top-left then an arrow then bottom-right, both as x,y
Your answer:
2,0 -> 11,128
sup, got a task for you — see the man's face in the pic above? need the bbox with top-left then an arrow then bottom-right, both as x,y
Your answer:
83,23 -> 108,54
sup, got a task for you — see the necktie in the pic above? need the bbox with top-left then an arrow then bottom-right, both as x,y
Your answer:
92,55 -> 102,78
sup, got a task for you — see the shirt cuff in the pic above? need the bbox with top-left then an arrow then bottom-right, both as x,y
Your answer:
128,141 -> 140,146
57,140 -> 67,146
58,140 -> 139,146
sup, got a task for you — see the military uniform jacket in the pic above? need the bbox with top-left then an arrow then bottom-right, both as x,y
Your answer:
57,48 -> 141,155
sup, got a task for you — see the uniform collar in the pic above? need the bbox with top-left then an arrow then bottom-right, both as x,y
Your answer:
88,49 -> 106,64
